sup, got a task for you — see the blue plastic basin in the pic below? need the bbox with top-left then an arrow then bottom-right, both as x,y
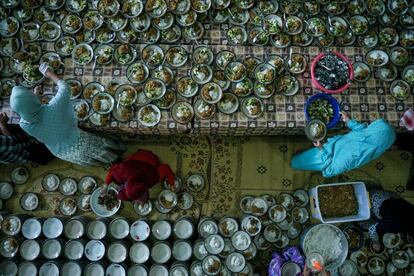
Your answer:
305,93 -> 340,129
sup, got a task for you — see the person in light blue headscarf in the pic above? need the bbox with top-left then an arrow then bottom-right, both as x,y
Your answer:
10,64 -> 125,166
291,112 -> 396,178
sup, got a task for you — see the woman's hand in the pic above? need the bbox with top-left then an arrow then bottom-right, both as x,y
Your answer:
302,264 -> 311,276
313,140 -> 323,149
39,63 -> 60,83
340,111 -> 350,123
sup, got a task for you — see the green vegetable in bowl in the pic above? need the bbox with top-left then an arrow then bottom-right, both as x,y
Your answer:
23,65 -> 43,83
308,99 -> 334,124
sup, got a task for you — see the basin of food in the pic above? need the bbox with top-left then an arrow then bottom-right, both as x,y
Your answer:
301,224 -> 349,270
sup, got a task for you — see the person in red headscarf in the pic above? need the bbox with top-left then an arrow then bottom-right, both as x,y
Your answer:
105,149 -> 175,203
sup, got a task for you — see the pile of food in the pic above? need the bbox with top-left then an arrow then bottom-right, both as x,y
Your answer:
307,99 -> 334,124
98,188 -> 119,211
314,52 -> 350,90
318,185 -> 358,218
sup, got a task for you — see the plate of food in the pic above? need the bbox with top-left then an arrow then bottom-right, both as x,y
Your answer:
262,14 -> 283,35
91,92 -> 115,115
78,176 -> 97,194
78,194 -> 91,212
95,44 -> 114,65
200,82 -> 222,104
286,54 -> 307,74
83,10 -> 104,30
254,63 -> 276,84
112,104 -> 134,122
114,44 -> 136,65
248,26 -> 269,46
142,45 -> 164,68
379,27 -> 399,47
0,79 -> 16,99
130,13 -> 151,32
305,119 -> 327,142
95,26 -> 116,44
165,46 -> 188,68
127,62 -> 149,84
218,93 -> 239,114
22,65 -> 44,85
152,12 -> 174,30
402,65 -> 414,87
284,15 -> 303,35
82,81 -> 104,100
191,64 -> 213,85
66,0 -> 87,13
224,61 -> 247,83
367,256 -> 386,275
20,23 -> 39,42
115,84 -> 137,106
97,0 -> 120,18
327,16 -> 348,37
91,186 -> 121,217
231,78 -> 253,98
226,26 -> 247,45
145,0 -> 167,17
305,17 -> 327,37
40,52 -> 63,71
213,70 -> 231,92
108,14 -> 128,31
40,21 -> 61,41
270,33 -> 291,48
349,15 -> 369,35
400,30 -> 414,49
194,98 -> 215,120
293,32 -> 314,47
353,62 -> 371,82
192,46 -> 214,65
154,88 -> 176,110
152,66 -> 174,87
61,14 -> 82,34
54,36 -> 76,57
72,99 -> 90,121
89,112 -> 110,126
378,62 -> 398,82
59,196 -> 77,216
67,78 -> 82,99
176,76 -> 199,98
143,78 -> 166,100
75,28 -> 96,44
253,82 -> 274,99
121,0 -> 144,18
366,50 -> 389,67
390,46 -> 409,67
215,50 -> 236,71
138,104 -> 161,127
0,17 -> 19,37
242,97 -> 264,119
72,43 -> 94,66
172,101 -> 194,124
390,80 -> 411,100
277,74 -> 299,96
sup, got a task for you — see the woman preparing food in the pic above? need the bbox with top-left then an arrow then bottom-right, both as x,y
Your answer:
291,112 -> 395,178
10,63 -> 126,166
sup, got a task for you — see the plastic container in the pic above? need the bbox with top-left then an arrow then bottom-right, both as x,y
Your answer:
304,93 -> 340,129
309,182 -> 370,224
310,51 -> 354,94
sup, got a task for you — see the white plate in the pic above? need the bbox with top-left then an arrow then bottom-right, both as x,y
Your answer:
137,104 -> 161,127
90,186 -> 121,217
130,220 -> 151,241
42,174 -> 60,191
0,182 -> 13,200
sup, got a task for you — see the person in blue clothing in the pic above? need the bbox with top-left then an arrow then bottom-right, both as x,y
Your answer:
10,63 -> 125,166
291,112 -> 396,178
